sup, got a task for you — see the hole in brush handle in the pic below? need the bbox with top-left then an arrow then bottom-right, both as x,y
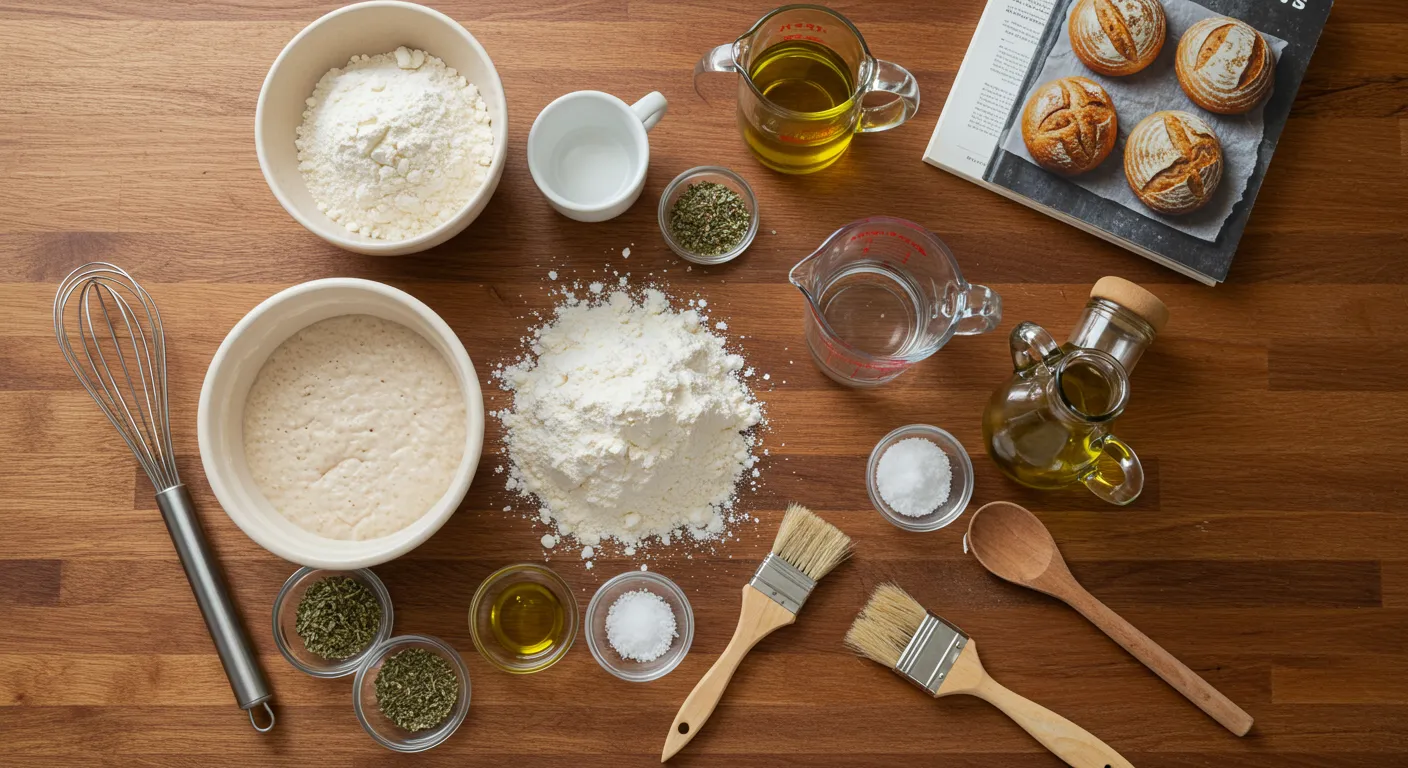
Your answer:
678,722 -> 690,734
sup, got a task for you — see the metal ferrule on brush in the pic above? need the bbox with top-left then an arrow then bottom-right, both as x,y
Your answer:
748,552 -> 815,613
896,613 -> 967,695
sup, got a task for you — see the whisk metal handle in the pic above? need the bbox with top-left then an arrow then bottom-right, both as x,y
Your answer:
156,484 -> 275,731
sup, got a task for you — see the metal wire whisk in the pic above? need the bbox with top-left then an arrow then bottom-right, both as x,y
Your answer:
54,263 -> 180,490
54,262 -> 275,732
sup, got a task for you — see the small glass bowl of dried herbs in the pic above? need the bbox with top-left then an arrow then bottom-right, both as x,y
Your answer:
658,166 -> 759,265
272,567 -> 393,678
354,634 -> 471,752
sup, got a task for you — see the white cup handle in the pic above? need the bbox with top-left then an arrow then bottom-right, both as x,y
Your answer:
631,91 -> 668,132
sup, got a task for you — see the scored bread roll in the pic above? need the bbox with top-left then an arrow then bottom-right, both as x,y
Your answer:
1069,0 -> 1166,76
1124,110 -> 1223,215
1021,77 -> 1119,176
1176,16 -> 1276,114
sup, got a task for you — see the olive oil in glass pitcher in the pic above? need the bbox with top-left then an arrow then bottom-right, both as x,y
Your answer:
694,5 -> 921,174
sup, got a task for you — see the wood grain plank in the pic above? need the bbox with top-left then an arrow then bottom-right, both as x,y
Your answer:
1273,656 -> 1408,704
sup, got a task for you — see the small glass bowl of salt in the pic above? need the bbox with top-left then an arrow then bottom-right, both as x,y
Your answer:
585,570 -> 694,682
867,424 -> 975,532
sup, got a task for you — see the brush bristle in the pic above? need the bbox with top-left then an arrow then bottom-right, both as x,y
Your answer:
770,503 -> 853,580
844,583 -> 928,669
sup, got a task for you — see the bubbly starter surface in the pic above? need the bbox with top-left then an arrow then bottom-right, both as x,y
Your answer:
243,314 -> 466,540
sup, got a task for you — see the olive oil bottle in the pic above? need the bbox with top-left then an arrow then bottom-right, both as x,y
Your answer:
982,351 -> 1122,490
489,581 -> 565,656
982,278 -> 1166,505
743,40 -> 857,173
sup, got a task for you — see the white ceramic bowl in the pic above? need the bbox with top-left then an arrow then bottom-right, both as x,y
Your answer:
255,1 -> 508,255
198,278 -> 484,568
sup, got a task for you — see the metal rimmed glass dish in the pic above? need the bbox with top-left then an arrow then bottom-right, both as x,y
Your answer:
866,424 -> 975,532
468,563 -> 578,674
353,634 -> 470,752
272,567 -> 394,678
585,570 -> 694,682
657,166 -> 759,265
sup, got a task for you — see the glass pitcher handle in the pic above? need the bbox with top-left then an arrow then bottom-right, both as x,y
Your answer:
1082,435 -> 1144,506
858,59 -> 921,133
954,283 -> 1002,336
694,43 -> 738,101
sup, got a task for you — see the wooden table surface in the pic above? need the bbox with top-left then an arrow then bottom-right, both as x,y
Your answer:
3,1 -> 1406,766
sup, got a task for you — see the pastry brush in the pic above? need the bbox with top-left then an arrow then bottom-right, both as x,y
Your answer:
662,503 -> 852,761
846,583 -> 1134,768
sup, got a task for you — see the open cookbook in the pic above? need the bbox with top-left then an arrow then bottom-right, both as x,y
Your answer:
925,0 -> 1333,284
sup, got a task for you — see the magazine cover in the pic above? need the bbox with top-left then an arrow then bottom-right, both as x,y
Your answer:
929,0 -> 1333,284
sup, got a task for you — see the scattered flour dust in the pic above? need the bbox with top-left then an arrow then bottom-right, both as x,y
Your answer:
495,285 -> 762,558
296,47 -> 495,241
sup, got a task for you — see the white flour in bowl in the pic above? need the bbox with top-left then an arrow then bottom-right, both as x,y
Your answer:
243,314 -> 465,540
295,47 -> 495,241
495,288 -> 761,555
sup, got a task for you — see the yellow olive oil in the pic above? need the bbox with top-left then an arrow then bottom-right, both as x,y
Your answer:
744,40 -> 857,173
983,352 -> 1122,489
1058,356 -> 1120,419
489,581 -> 564,656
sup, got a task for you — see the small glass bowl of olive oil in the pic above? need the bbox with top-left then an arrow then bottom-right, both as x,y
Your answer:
469,563 -> 578,674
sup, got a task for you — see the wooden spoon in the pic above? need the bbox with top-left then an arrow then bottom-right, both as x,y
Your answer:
966,501 -> 1254,737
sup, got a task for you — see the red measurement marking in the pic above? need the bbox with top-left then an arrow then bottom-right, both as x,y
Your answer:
847,229 -> 929,261
779,22 -> 828,35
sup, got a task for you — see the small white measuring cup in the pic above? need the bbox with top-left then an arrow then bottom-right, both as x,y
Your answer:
528,91 -> 667,222
789,217 -> 1002,387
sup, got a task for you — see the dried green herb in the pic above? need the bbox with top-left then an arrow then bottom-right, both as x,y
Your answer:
669,181 -> 750,257
374,648 -> 458,732
294,576 -> 380,660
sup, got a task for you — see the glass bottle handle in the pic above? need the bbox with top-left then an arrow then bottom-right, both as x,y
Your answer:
1082,435 -> 1144,506
1010,321 -> 1061,373
694,43 -> 738,101
858,59 -> 920,133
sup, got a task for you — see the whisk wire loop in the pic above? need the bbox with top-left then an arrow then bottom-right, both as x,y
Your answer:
54,262 -> 180,491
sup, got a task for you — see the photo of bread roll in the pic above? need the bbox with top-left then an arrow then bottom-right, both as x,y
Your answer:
1176,16 -> 1276,114
1021,77 -> 1119,176
1069,0 -> 1167,76
1124,110 -> 1223,215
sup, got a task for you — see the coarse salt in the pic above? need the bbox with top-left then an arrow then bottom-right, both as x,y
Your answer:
605,589 -> 677,662
876,437 -> 952,517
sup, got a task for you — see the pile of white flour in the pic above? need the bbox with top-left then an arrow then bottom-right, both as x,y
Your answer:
496,288 -> 761,555
295,47 -> 495,241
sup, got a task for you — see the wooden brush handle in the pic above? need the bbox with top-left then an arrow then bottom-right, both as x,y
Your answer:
661,585 -> 795,762
972,675 -> 1135,768
1065,586 -> 1253,737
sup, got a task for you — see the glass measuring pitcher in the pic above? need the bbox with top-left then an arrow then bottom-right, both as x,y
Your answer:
695,5 -> 921,174
982,323 -> 1144,505
789,217 -> 1002,387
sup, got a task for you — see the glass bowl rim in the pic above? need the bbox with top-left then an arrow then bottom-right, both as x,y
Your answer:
866,423 -> 975,532
657,165 -> 759,265
584,570 -> 695,682
467,562 -> 579,674
272,566 -> 395,678
351,633 -> 471,753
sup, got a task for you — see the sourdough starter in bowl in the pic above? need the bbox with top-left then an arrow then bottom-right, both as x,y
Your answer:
243,314 -> 465,540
